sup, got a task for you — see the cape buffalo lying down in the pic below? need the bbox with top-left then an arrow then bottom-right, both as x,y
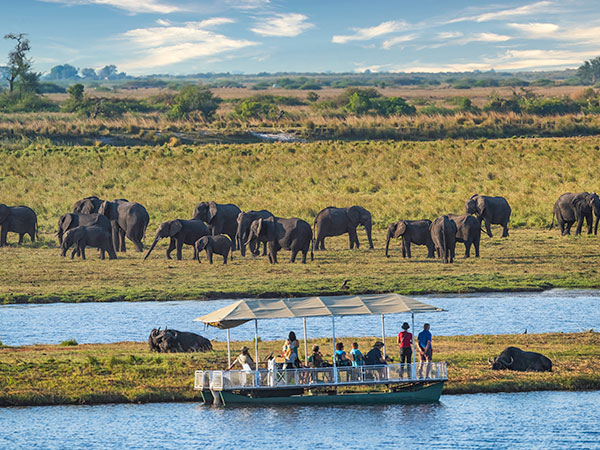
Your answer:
148,327 -> 213,353
489,346 -> 552,372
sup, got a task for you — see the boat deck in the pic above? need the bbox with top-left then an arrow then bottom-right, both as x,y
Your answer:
195,362 -> 447,391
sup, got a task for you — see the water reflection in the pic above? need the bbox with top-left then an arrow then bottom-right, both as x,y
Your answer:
1,391 -> 598,449
1,289 -> 599,345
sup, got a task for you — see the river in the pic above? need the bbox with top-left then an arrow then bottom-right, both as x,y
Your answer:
1,391 -> 598,449
1,289 -> 599,346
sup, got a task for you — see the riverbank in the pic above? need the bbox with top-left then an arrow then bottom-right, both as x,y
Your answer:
1,332 -> 598,406
2,228 -> 600,304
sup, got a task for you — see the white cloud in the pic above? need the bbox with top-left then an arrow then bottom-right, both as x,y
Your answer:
225,0 -> 270,10
449,1 -> 553,24
438,31 -> 463,40
354,64 -> 384,73
250,13 -> 314,37
41,0 -> 182,14
507,22 -> 560,36
382,34 -> 417,49
120,20 -> 258,71
458,33 -> 512,44
333,20 -> 407,44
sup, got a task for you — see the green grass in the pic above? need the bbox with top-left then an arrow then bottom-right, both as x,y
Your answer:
1,332 -> 598,406
1,137 -> 600,302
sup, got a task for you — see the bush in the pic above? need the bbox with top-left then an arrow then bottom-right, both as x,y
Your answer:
0,91 -> 57,112
169,85 -> 221,121
60,339 -> 78,346
38,82 -> 67,94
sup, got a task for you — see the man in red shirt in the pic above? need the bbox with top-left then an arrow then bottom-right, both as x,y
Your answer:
397,322 -> 412,377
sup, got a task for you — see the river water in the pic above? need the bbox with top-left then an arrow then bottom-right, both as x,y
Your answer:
1,289 -> 599,346
1,391 -> 599,449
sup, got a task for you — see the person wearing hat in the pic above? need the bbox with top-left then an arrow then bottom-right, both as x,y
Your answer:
364,340 -> 388,366
227,345 -> 256,370
397,322 -> 413,370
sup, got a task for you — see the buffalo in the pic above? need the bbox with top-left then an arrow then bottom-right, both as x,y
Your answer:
489,346 -> 552,372
148,327 -> 213,353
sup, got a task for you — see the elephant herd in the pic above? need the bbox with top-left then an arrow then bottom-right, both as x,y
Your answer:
0,191 -> 597,265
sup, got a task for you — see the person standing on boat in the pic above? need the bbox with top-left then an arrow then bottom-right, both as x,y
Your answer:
397,322 -> 413,377
227,346 -> 256,370
418,323 -> 433,378
282,331 -> 300,369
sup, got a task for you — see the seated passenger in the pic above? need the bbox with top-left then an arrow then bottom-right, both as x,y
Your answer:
308,345 -> 323,368
334,342 -> 352,366
364,341 -> 388,365
349,342 -> 364,367
227,346 -> 256,370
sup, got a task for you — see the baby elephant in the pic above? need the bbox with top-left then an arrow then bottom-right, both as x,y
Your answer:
61,225 -> 117,260
194,235 -> 232,264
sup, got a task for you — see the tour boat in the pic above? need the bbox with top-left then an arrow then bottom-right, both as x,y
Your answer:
194,293 -> 447,406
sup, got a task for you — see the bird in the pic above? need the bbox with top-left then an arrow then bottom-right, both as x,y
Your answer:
523,328 -> 527,334
341,279 -> 350,290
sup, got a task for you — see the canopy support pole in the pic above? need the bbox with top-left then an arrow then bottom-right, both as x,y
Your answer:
254,319 -> 260,386
411,312 -> 416,380
332,315 -> 338,384
303,317 -> 308,366
381,314 -> 386,359
226,328 -> 231,368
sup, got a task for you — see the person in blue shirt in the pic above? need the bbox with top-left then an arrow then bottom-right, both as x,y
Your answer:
334,342 -> 351,366
417,323 -> 433,378
349,342 -> 364,367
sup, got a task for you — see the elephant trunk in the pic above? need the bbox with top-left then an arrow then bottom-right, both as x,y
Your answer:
595,214 -> 599,235
385,229 -> 393,257
143,236 -> 161,260
365,221 -> 374,249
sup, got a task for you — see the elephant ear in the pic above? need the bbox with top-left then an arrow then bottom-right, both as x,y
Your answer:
98,200 -> 109,216
346,206 -> 361,226
169,220 -> 183,236
395,221 -> 407,238
0,204 -> 10,223
208,202 -> 218,223
476,196 -> 486,216
256,218 -> 264,237
62,214 -> 74,230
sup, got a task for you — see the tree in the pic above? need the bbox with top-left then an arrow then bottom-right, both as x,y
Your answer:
97,64 -> 117,80
67,83 -> 84,102
80,68 -> 97,80
170,85 -> 221,121
46,64 -> 79,80
4,33 -> 32,93
577,57 -> 600,85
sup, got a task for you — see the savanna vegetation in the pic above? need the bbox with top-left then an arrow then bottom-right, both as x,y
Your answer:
1,332 -> 598,406
1,138 -> 600,303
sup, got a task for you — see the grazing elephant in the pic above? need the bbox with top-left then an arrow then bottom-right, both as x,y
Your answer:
57,213 -> 111,245
61,225 -> 117,260
448,214 -> 481,258
489,347 -> 552,372
148,327 -> 213,353
236,210 -> 274,256
144,219 -> 210,261
430,215 -> 457,263
465,194 -> 511,238
0,204 -> 37,247
247,216 -> 313,263
385,219 -> 434,258
98,200 -> 149,252
73,196 -> 104,214
551,192 -> 600,235
195,235 -> 232,264
192,202 -> 241,250
313,206 -> 374,250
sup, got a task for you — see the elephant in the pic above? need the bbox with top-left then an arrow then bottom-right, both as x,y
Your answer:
194,235 -> 232,264
0,204 -> 37,247
61,225 -> 117,260
236,210 -> 274,256
98,200 -> 149,252
465,194 -> 512,238
73,196 -> 104,214
148,327 -> 213,353
144,219 -> 210,261
191,202 -> 241,250
430,215 -> 457,263
57,213 -> 111,245
489,347 -> 552,372
247,216 -> 314,264
313,206 -> 374,250
448,214 -> 481,258
551,192 -> 600,235
385,219 -> 434,258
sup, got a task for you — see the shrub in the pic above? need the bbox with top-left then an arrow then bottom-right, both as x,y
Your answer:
169,85 -> 221,121
60,339 -> 78,346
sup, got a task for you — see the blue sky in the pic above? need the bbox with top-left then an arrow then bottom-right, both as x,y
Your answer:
1,0 -> 599,75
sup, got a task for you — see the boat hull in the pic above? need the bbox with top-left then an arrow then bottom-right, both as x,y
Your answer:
205,381 -> 444,406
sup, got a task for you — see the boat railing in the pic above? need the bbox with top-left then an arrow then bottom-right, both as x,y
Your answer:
195,361 -> 447,391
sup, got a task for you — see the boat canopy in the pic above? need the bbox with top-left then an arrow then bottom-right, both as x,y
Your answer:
195,294 -> 445,329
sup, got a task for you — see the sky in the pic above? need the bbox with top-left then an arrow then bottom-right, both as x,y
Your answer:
1,0 -> 599,75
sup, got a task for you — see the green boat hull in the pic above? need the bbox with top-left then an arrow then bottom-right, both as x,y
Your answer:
204,382 -> 444,406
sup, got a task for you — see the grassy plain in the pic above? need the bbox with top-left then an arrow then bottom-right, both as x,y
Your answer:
2,137 -> 600,303
1,332 -> 598,406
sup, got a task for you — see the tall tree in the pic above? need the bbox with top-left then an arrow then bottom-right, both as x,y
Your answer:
4,33 -> 32,93
577,57 -> 600,85
46,64 -> 79,80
